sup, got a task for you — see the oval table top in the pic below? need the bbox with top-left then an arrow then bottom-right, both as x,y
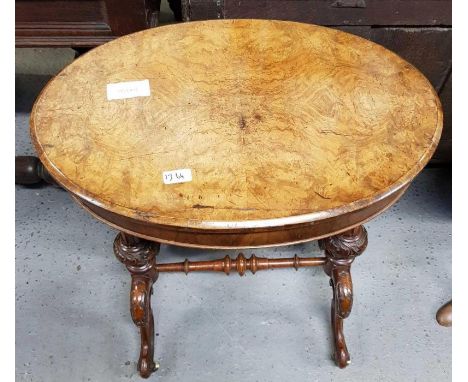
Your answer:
31,19 -> 442,232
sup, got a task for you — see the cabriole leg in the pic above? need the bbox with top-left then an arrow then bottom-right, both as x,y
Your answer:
319,225 -> 368,368
113,232 -> 160,378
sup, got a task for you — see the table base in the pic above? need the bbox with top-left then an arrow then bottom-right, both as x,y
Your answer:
113,226 -> 368,378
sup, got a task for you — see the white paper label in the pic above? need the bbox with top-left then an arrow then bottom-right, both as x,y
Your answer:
106,79 -> 150,100
163,169 -> 192,185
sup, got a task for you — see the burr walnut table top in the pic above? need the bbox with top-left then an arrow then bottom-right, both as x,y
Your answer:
30,19 -> 442,246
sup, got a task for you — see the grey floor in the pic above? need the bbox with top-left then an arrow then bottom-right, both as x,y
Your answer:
16,46 -> 452,381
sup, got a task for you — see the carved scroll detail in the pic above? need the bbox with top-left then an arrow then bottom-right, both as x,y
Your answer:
319,225 -> 368,263
333,269 -> 353,319
130,278 -> 151,326
113,233 -> 159,271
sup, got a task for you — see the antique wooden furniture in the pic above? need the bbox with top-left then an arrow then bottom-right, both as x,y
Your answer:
15,156 -> 56,185
15,0 -> 162,47
29,20 -> 443,378
182,0 -> 452,164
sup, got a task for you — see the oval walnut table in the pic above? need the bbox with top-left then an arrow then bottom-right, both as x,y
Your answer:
30,19 -> 442,378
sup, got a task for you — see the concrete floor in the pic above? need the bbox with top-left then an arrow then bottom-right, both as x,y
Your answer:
16,46 -> 452,382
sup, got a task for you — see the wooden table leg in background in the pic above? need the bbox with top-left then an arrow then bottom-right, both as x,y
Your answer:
319,225 -> 368,368
436,300 -> 452,327
15,156 -> 56,186
113,233 -> 160,379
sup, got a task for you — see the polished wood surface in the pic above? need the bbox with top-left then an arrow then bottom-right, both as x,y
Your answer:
15,155 -> 56,185
182,1 -> 452,165
31,19 -> 442,234
156,253 -> 326,275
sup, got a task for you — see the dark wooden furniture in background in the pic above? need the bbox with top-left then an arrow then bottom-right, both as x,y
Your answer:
15,0 -> 162,47
15,156 -> 56,185
181,0 -> 452,164
29,20 -> 443,378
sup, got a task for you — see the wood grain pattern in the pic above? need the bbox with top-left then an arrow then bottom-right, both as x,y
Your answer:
30,19 -> 443,232
182,2 -> 452,164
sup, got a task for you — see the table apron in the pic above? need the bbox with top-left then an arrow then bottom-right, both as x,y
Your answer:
71,184 -> 409,249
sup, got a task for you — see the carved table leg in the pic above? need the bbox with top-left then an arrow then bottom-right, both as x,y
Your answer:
319,225 -> 368,368
113,232 -> 160,378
